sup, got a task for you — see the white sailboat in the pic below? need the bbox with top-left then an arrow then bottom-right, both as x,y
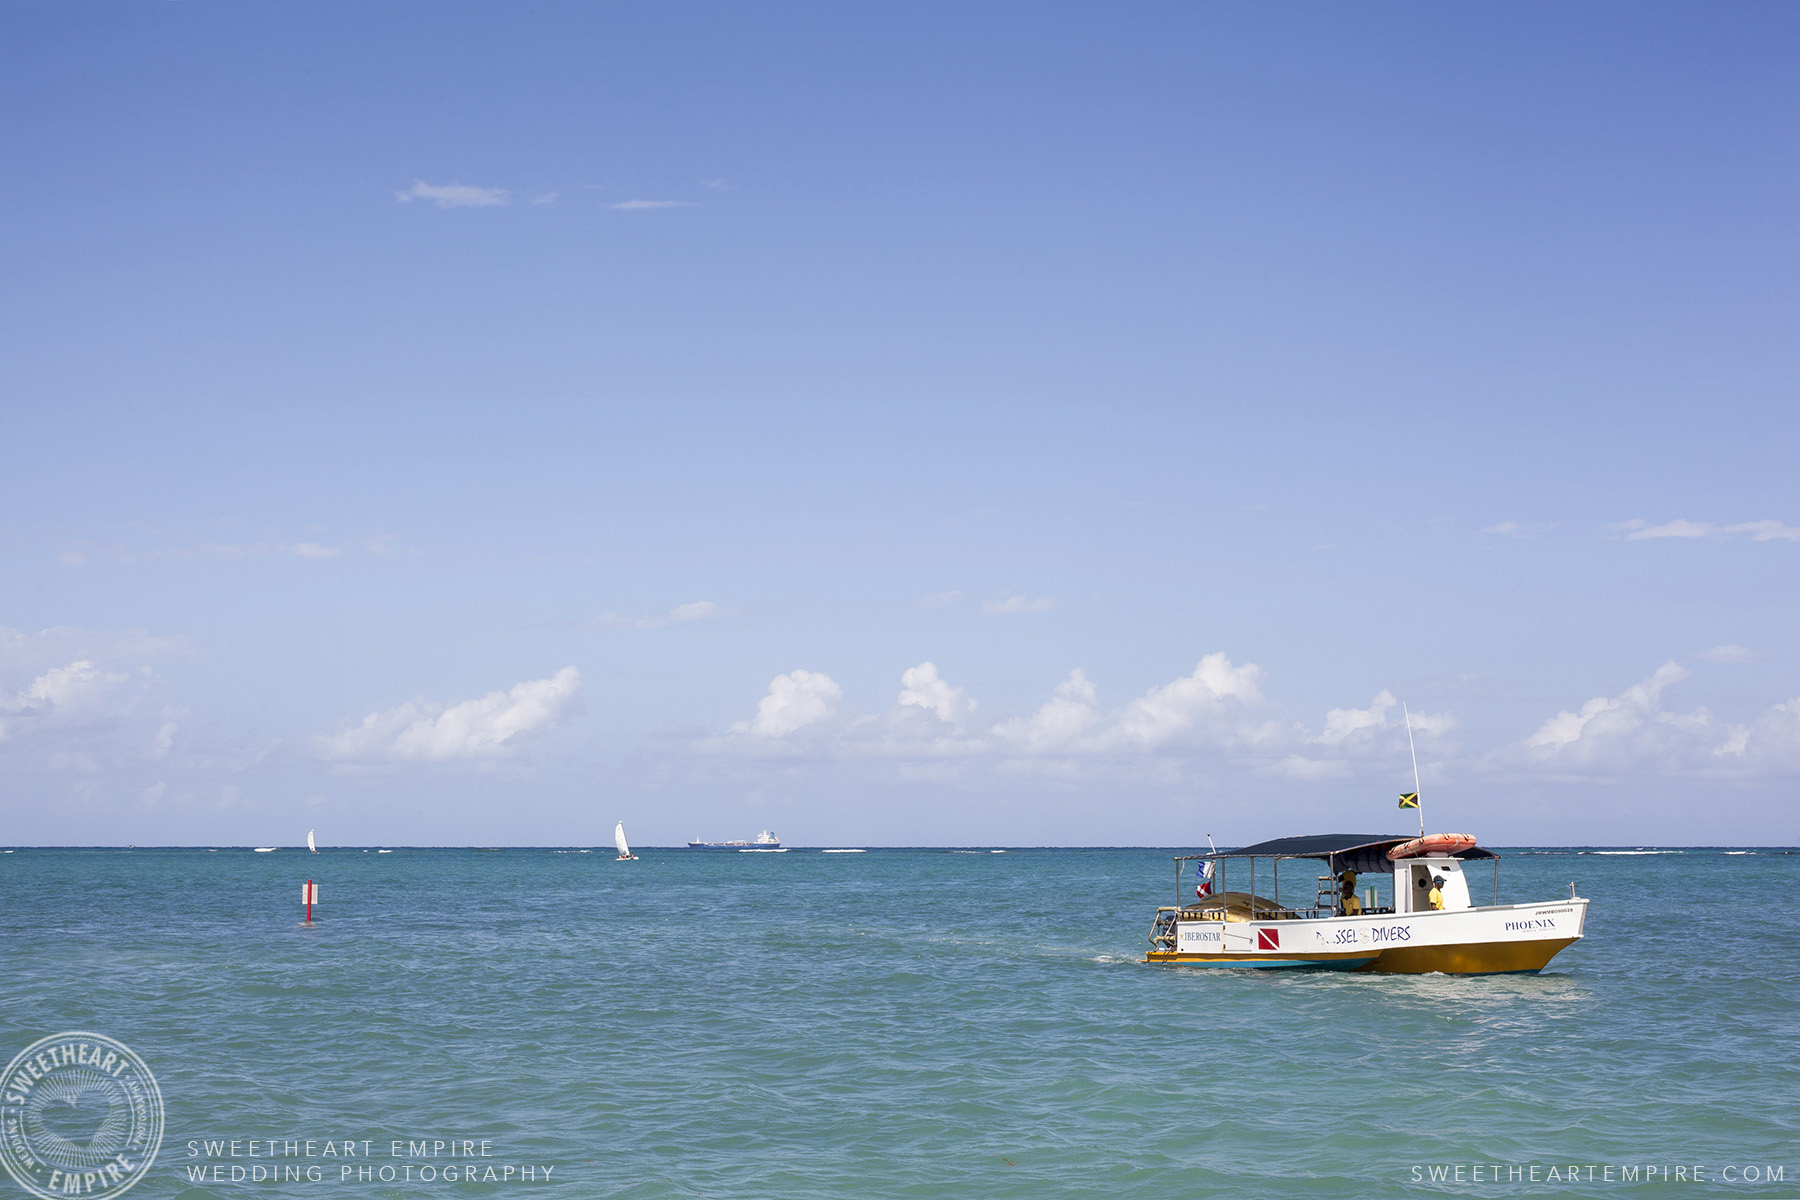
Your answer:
614,821 -> 638,861
307,829 -> 317,853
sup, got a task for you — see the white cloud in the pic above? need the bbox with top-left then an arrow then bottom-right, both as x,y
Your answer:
150,720 -> 178,760
24,661 -> 126,710
981,594 -> 1054,616
1616,518 -> 1800,543
1315,691 -> 1453,745
1318,690 -> 1398,744
0,661 -> 134,741
698,650 -> 1800,788
312,667 -> 581,762
713,653 -> 1428,777
1625,518 -> 1714,540
0,628 -> 190,772
994,670 -> 1101,752
610,200 -> 696,211
1524,661 -> 1692,755
1747,700 -> 1800,757
1108,653 -> 1265,750
1724,520 -> 1800,542
733,670 -> 841,738
896,662 -> 975,724
0,626 -> 188,674
396,181 -> 509,208
1506,661 -> 1800,776
586,601 -> 723,630
1481,522 -> 1520,536
530,192 -> 559,206
1697,644 -> 1761,664
291,543 -> 341,559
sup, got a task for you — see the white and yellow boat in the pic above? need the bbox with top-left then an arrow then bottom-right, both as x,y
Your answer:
1146,833 -> 1586,974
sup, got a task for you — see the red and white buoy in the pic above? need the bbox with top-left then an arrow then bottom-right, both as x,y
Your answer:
302,879 -> 319,922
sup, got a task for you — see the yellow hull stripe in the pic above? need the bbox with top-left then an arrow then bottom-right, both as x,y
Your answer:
1355,937 -> 1578,975
1145,937 -> 1579,974
1145,950 -> 1373,964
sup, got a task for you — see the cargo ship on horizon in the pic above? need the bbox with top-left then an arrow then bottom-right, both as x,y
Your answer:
687,830 -> 784,851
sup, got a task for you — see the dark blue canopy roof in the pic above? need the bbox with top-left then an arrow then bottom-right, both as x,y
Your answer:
1228,833 -> 1409,859
1211,833 -> 1497,874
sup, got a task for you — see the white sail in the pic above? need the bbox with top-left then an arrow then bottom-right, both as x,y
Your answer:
307,829 -> 317,853
614,822 -> 631,858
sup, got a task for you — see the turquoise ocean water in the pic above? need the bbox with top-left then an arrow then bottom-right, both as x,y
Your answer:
2,846 -> 1796,1198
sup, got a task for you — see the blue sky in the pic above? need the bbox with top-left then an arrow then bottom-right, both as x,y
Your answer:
3,2 -> 1797,846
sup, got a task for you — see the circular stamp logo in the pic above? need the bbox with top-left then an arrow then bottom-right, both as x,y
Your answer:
0,1033 -> 163,1200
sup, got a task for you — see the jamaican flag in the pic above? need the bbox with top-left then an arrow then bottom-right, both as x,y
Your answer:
1397,792 -> 1420,809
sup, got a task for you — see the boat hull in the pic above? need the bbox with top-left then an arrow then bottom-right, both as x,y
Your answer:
1357,937 -> 1578,975
1147,899 -> 1587,975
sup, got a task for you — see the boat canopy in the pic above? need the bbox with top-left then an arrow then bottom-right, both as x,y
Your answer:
1195,832 -> 1498,875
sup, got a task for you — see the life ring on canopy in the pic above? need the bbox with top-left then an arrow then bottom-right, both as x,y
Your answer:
1387,832 -> 1478,861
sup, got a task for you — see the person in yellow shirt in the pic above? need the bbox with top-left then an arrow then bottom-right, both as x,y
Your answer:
1428,875 -> 1446,911
1339,869 -> 1361,915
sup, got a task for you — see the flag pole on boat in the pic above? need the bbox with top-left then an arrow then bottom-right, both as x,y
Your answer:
1402,703 -> 1424,837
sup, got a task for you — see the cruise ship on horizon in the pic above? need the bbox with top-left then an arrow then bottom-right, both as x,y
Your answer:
687,830 -> 783,851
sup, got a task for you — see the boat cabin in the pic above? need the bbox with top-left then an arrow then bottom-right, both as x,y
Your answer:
1158,832 -> 1498,933
1398,856 -> 1473,913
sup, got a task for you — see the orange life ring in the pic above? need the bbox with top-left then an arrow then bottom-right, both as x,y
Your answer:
1387,832 -> 1478,861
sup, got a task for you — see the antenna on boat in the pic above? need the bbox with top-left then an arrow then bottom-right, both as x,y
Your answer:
1404,703 -> 1424,836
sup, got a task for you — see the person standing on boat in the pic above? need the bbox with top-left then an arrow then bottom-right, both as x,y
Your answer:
1338,869 -> 1362,915
1428,875 -> 1446,911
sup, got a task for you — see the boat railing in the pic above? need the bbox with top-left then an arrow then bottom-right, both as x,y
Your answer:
1149,900 -> 1408,946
